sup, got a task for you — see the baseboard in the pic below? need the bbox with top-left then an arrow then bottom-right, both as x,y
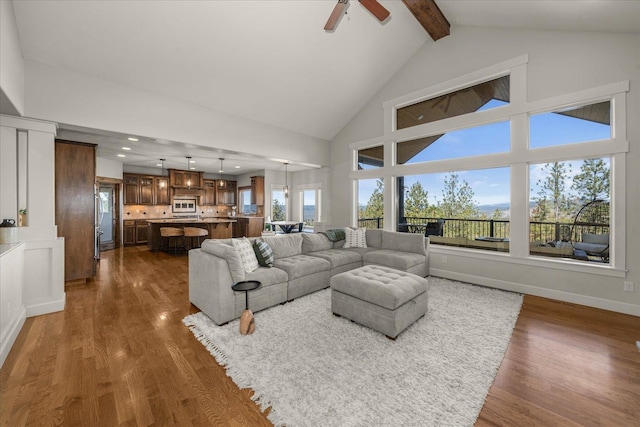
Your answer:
0,305 -> 26,368
430,269 -> 640,317
25,294 -> 66,318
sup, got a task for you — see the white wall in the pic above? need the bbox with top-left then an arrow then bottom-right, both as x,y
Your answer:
330,27 -> 640,315
0,243 -> 25,367
24,61 -> 331,169
97,156 -> 123,179
0,0 -> 24,116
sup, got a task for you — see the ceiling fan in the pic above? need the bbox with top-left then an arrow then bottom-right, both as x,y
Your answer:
324,0 -> 390,31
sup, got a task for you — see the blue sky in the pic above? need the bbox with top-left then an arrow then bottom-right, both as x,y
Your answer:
358,101 -> 611,207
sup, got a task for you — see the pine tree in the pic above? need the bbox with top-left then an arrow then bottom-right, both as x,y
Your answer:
536,162 -> 570,221
272,199 -> 285,221
571,158 -> 609,202
361,179 -> 384,221
439,173 -> 479,218
404,182 -> 429,219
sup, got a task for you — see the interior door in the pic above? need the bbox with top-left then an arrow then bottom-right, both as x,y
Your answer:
99,183 -> 118,251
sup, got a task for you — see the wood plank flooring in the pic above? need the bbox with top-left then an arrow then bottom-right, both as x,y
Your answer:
1,246 -> 638,426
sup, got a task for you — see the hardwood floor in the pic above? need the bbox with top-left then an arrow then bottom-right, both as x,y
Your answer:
1,246 -> 638,426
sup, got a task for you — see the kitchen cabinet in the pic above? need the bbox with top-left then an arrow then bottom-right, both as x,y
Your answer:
154,177 -> 170,205
124,174 -> 140,205
233,217 -> 264,238
217,180 -> 237,206
201,179 -> 217,205
170,169 -> 203,189
124,219 -> 149,245
124,220 -> 136,246
55,140 -> 96,282
251,176 -> 264,206
139,176 -> 154,205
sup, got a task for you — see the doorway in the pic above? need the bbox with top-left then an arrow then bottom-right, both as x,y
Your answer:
98,182 -> 120,251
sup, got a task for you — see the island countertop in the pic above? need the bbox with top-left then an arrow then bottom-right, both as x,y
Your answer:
147,219 -> 235,251
146,218 -> 237,224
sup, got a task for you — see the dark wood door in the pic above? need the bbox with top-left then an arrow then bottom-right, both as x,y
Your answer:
124,221 -> 136,246
55,140 -> 96,282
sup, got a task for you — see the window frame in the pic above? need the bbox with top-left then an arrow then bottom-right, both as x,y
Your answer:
348,55 -> 628,277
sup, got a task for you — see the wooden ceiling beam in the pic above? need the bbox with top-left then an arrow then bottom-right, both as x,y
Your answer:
402,0 -> 450,41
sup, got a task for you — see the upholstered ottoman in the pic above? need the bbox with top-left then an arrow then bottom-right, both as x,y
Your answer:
330,265 -> 429,339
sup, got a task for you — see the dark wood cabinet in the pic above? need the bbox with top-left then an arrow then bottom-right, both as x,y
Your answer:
251,176 -> 264,206
136,220 -> 148,244
139,176 -> 154,205
154,177 -> 170,205
218,180 -> 237,206
124,220 -> 136,246
124,174 -> 140,205
202,179 -> 217,205
170,169 -> 202,188
55,140 -> 96,282
233,217 -> 264,238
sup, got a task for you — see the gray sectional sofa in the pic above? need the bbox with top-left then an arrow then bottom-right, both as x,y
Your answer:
188,229 -> 429,325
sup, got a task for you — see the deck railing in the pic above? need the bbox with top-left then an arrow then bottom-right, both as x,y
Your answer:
357,216 -> 609,243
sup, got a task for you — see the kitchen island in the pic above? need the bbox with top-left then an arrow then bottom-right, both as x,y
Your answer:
147,218 -> 236,251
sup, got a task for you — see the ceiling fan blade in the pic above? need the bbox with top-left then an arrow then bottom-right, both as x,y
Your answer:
359,0 -> 390,22
324,0 -> 348,31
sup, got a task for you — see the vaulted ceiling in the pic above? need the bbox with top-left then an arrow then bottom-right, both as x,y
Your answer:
8,0 -> 639,174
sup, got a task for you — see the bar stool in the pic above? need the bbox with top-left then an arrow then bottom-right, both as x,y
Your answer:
184,227 -> 208,249
159,227 -> 185,254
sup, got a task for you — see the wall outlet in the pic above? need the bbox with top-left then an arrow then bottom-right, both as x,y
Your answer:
624,281 -> 634,292
442,256 -> 448,264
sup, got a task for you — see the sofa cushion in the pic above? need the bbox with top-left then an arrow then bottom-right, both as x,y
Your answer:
262,234 -> 303,259
363,249 -> 426,272
365,228 -> 383,248
245,266 -> 288,286
273,254 -> 331,280
302,233 -> 333,253
382,230 -> 425,255
253,240 -> 274,267
200,240 -> 245,283
232,238 -> 260,273
344,227 -> 367,248
307,249 -> 363,269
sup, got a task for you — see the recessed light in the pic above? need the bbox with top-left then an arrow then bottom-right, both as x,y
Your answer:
122,147 -> 131,150
117,154 -> 126,158
190,167 -> 196,170
189,160 -> 196,163
235,165 -> 240,169
128,137 -> 138,141
156,163 -> 162,167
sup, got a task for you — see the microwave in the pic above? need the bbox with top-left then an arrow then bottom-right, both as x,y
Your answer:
172,198 -> 197,214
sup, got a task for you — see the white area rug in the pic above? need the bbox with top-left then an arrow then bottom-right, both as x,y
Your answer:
183,277 -> 523,427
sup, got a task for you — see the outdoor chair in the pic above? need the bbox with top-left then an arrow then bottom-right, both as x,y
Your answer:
425,219 -> 445,237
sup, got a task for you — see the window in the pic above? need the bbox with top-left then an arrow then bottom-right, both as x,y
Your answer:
396,168 -> 510,252
238,187 -> 256,214
351,56 -> 627,269
529,157 -> 610,263
530,101 -> 610,149
396,75 -> 510,130
397,120 -> 510,164
271,188 -> 286,221
358,178 -> 384,229
300,188 -> 321,231
358,145 -> 384,169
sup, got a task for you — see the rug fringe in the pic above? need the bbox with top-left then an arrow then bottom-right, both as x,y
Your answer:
182,313 -> 287,426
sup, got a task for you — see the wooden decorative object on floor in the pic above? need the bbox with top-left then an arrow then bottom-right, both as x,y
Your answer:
239,309 -> 256,335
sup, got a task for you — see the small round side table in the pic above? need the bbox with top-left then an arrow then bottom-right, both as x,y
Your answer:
232,280 -> 262,335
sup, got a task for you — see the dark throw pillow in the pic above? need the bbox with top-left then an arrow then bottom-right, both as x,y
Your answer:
253,240 -> 274,267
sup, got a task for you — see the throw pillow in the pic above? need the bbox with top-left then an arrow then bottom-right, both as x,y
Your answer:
232,237 -> 260,273
253,240 -> 274,267
343,227 -> 367,249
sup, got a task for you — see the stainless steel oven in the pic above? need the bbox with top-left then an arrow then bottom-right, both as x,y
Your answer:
172,198 -> 197,214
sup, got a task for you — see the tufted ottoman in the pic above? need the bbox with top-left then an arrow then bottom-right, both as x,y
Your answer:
330,265 -> 429,339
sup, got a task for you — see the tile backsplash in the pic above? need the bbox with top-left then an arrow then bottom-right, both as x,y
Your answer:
123,205 -> 233,219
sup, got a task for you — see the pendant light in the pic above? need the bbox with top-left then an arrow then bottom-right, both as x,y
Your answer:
283,162 -> 289,198
217,158 -> 227,189
159,158 -> 166,188
186,156 -> 192,188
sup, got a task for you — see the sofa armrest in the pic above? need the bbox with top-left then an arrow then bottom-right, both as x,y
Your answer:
189,248 -> 236,325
